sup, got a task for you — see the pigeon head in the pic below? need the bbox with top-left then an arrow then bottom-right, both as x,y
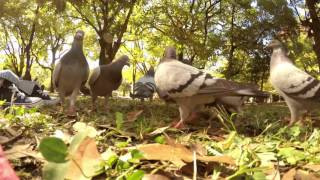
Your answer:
74,30 -> 85,41
146,67 -> 155,76
163,46 -> 177,59
117,55 -> 130,67
267,40 -> 283,49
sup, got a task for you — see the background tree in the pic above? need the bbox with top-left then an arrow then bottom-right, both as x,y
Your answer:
67,0 -> 138,65
0,1 -> 41,80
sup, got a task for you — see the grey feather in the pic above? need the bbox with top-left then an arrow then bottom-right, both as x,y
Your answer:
131,67 -> 156,100
89,55 -> 130,110
52,30 -> 89,115
269,39 -> 320,125
155,46 -> 269,128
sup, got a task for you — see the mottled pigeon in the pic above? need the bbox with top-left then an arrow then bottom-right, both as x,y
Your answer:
89,55 -> 130,110
268,39 -> 320,125
130,67 -> 156,101
155,46 -> 268,128
53,30 -> 89,116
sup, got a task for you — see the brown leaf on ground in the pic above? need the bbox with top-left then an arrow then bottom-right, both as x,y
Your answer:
135,143 -> 235,168
282,168 -> 296,180
127,110 -> 143,122
0,136 -> 10,144
142,174 -> 171,180
190,143 -> 207,156
148,126 -> 170,136
4,144 -> 43,161
303,164 -> 320,172
295,169 -> 320,180
66,137 -> 102,179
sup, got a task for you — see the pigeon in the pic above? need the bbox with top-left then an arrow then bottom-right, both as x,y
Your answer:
89,55 -> 130,110
130,67 -> 156,101
53,30 -> 89,116
268,39 -> 320,125
155,46 -> 269,128
212,84 -> 260,113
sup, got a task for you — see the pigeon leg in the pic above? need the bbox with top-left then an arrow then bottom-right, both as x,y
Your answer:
67,88 -> 79,116
104,95 -> 110,112
174,105 -> 192,128
59,92 -> 65,112
91,95 -> 97,111
288,106 -> 299,126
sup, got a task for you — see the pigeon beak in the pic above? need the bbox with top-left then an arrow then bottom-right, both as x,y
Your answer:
126,62 -> 130,67
75,32 -> 84,40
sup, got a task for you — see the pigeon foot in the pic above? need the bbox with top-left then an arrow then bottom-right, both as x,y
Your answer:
171,120 -> 186,129
67,106 -> 77,117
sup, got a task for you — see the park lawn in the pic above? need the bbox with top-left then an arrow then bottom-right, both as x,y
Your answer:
1,96 -> 320,179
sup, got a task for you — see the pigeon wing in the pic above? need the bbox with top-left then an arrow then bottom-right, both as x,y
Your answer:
88,67 -> 101,86
53,61 -> 62,89
273,66 -> 320,100
198,78 -> 268,97
155,60 -> 267,98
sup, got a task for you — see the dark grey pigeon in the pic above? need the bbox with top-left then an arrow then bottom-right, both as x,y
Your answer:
155,46 -> 269,128
89,55 -> 130,110
268,39 -> 320,125
130,67 -> 156,101
53,30 -> 89,116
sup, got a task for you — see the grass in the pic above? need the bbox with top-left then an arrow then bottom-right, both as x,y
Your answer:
1,96 -> 320,179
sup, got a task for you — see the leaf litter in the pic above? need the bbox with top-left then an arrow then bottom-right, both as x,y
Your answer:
1,98 -> 320,179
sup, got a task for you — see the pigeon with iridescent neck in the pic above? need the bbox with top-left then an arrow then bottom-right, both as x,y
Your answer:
155,46 -> 268,128
268,39 -> 320,125
53,30 -> 89,116
89,55 -> 130,111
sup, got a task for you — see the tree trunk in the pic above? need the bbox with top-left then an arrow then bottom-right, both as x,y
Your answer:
305,0 -> 320,72
225,5 -> 236,80
49,49 -> 57,92
23,5 -> 39,80
99,39 -> 107,65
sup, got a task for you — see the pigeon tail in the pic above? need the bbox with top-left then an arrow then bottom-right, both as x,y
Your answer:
235,88 -> 269,97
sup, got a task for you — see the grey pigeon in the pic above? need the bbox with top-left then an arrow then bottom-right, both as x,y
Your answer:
159,47 -> 256,114
53,30 -> 89,116
268,39 -> 320,125
89,55 -> 130,110
212,83 -> 260,113
155,46 -> 268,128
130,67 -> 156,101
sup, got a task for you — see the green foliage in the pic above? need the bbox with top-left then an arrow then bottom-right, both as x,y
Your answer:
115,112 -> 124,130
278,147 -> 306,165
127,170 -> 145,180
154,135 -> 166,144
39,137 -> 68,163
1,105 -> 52,129
101,148 -> 144,179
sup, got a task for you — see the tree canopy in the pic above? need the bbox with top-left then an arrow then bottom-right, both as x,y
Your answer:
0,0 -> 319,91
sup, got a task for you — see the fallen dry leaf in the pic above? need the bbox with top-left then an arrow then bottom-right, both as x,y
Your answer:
4,144 -> 42,161
190,143 -> 207,156
127,110 -> 143,122
143,174 -> 171,180
295,169 -> 320,180
136,143 -> 235,168
66,137 -> 102,180
282,168 -> 296,180
0,136 -> 10,144
148,126 -> 170,136
303,164 -> 320,172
